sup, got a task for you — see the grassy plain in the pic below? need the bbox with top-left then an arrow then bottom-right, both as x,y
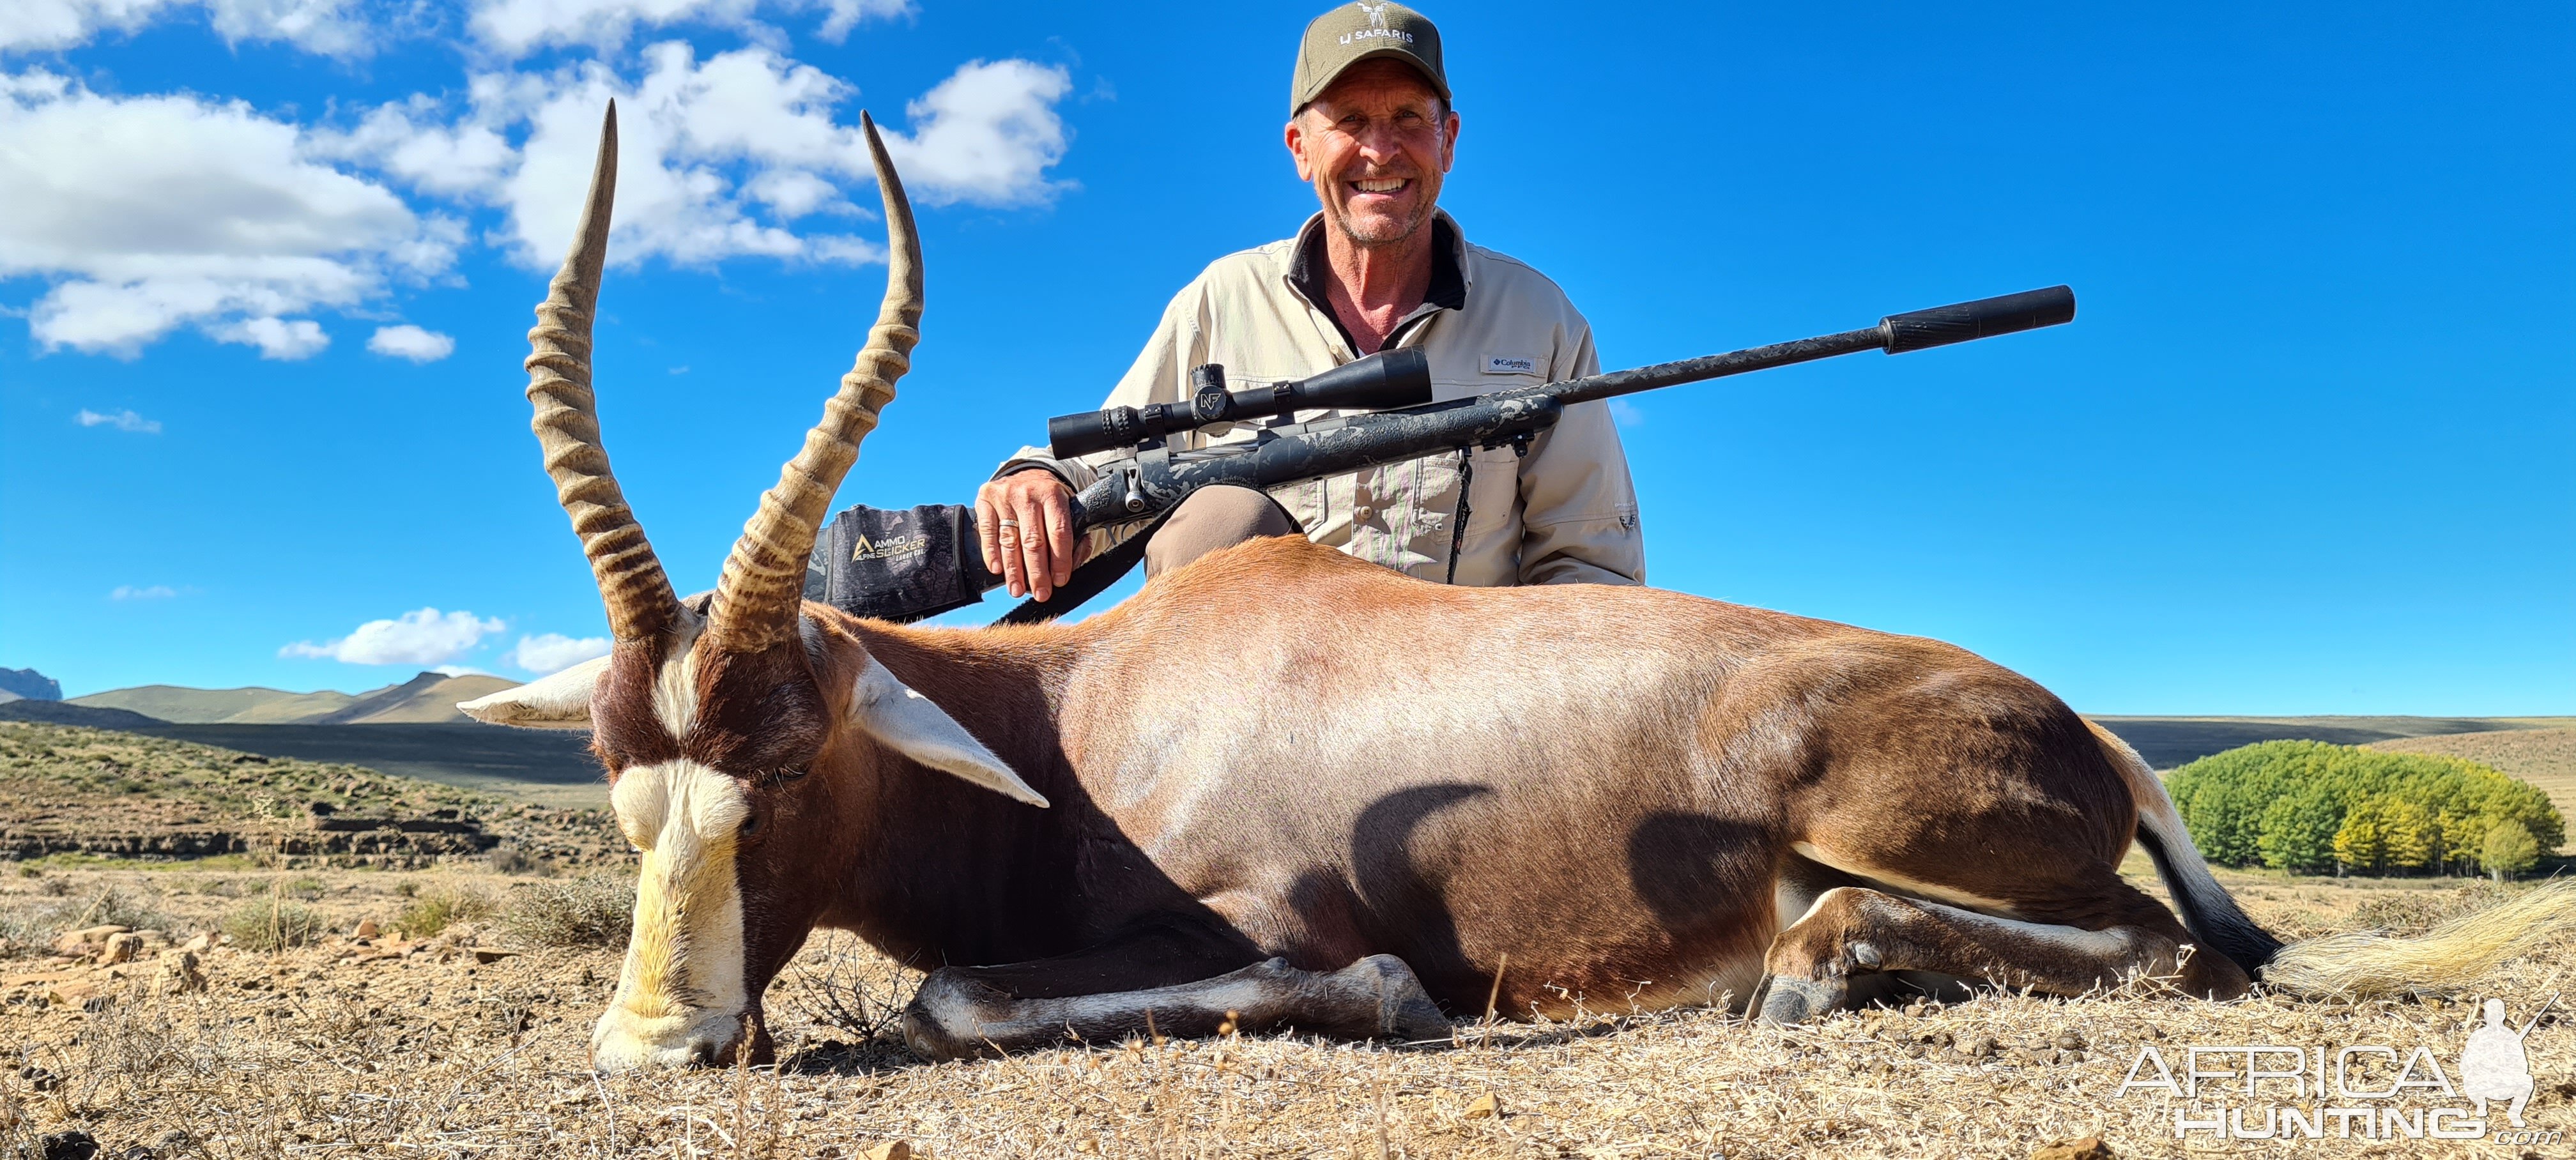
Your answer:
1,723 -> 2570,1157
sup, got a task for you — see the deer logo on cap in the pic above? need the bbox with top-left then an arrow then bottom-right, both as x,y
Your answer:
1356,3 -> 1390,28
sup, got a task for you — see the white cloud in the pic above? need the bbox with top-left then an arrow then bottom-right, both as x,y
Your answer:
368,323 -> 455,361
889,58 -> 1072,207
503,632 -> 610,675
75,408 -> 161,432
0,0 -> 181,54
281,607 -> 505,665
0,72 -> 459,357
213,316 -> 330,359
201,0 -> 372,56
431,664 -> 492,677
111,584 -> 177,599
406,45 -> 1071,270
468,0 -> 912,57
3,0 -> 372,57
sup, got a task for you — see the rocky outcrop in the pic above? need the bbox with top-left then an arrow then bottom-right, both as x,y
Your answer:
0,668 -> 61,701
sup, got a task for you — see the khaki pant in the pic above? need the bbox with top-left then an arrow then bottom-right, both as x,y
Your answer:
1143,485 -> 1304,579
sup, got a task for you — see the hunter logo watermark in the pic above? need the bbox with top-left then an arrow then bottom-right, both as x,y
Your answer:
851,532 -> 929,562
2114,993 -> 2559,1144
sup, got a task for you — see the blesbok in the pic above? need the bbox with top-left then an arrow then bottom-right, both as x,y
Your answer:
466,105 -> 2566,1070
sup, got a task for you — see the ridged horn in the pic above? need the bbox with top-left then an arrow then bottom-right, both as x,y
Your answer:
707,111 -> 921,652
524,102 -> 680,643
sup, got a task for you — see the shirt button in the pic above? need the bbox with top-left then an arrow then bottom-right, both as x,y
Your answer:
1352,505 -> 1376,524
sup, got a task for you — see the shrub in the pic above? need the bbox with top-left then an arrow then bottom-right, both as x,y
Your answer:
2482,823 -> 2540,881
222,896 -> 326,951
2167,740 -> 2564,876
502,874 -> 634,949
396,883 -> 497,938
0,887 -> 176,957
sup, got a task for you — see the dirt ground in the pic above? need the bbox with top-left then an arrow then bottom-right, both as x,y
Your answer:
1,855 -> 2567,1160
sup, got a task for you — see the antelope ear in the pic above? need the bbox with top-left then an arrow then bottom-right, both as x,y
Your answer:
457,655 -> 610,729
850,659 -> 1050,807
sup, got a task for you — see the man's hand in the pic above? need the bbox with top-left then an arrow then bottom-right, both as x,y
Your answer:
975,468 -> 1087,601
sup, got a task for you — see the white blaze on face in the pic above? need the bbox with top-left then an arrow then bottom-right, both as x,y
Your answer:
592,758 -> 753,1071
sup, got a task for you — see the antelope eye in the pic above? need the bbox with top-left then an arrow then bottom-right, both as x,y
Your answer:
741,814 -> 761,834
777,767 -> 808,782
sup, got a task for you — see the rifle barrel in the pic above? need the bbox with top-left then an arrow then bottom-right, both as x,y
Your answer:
1551,284 -> 2074,408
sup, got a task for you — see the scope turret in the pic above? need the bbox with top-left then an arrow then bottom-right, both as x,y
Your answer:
1046,347 -> 1433,460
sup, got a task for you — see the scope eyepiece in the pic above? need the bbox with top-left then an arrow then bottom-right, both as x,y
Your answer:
1046,347 -> 1434,459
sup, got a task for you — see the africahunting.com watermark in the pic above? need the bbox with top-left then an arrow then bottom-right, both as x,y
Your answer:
2113,994 -> 2559,1145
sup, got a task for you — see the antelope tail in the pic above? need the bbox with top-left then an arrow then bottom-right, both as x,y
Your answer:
2089,721 -> 2576,997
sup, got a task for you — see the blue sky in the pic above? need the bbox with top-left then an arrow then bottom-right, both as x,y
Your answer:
1,1 -> 2568,713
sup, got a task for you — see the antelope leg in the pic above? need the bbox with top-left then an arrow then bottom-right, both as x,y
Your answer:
903,953 -> 1451,1060
1754,885 -> 2214,1024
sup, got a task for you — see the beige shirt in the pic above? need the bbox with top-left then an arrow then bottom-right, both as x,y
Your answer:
1002,212 -> 1644,588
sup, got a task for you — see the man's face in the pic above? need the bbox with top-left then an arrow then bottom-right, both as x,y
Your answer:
1285,60 -> 1459,249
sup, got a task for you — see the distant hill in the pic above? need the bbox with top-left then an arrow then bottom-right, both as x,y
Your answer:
71,683 -> 360,724
0,699 -> 167,728
314,672 -> 519,724
2372,728 -> 2576,823
0,668 -> 59,701
2089,715 -> 2576,770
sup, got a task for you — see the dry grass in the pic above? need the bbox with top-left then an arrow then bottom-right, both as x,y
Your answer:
1,862 -> 2569,1158
399,882 -> 501,938
501,874 -> 634,949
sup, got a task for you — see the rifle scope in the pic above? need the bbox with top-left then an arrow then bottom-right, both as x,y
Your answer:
1046,346 -> 1433,460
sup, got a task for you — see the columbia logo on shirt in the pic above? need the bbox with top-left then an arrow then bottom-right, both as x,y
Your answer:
1484,355 -> 1538,374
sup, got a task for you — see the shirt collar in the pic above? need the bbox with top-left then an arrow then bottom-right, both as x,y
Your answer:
1286,210 -> 1467,355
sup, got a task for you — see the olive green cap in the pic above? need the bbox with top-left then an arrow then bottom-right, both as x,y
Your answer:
1290,2 -> 1448,114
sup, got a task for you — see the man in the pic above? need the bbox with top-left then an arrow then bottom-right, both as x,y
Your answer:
979,1 -> 1641,602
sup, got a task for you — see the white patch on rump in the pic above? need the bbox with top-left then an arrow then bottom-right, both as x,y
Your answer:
592,757 -> 751,1071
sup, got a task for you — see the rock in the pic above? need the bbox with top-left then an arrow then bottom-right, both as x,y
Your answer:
353,918 -> 379,939
2030,1135 -> 2114,1160
75,925 -> 130,945
2053,1030 -> 2087,1052
863,1143 -> 912,1160
1464,1093 -> 1503,1119
180,933 -> 217,954
52,931 -> 90,956
469,947 -> 518,965
40,1129 -> 100,1160
45,980 -> 100,1009
98,933 -> 144,966
1967,1034 -> 1998,1058
19,1065 -> 63,1092
157,950 -> 205,995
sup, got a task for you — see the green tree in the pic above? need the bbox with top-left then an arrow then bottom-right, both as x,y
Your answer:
2255,784 -> 2342,873
2481,823 -> 2540,881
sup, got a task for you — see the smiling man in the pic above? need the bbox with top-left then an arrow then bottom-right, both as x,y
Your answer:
979,1 -> 1642,600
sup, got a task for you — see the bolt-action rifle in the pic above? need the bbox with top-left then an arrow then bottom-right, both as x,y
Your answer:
805,285 -> 2075,624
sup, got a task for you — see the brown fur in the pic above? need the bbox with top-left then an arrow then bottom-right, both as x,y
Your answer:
581,534 -> 2265,1061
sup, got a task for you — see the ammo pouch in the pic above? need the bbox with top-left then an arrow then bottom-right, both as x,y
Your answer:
803,503 -> 1000,623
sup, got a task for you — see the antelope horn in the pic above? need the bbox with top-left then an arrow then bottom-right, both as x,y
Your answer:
525,102 -> 680,643
708,111 -> 921,652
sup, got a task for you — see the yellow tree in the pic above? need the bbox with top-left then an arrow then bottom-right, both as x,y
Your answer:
2335,801 -> 2389,875
2382,799 -> 2435,871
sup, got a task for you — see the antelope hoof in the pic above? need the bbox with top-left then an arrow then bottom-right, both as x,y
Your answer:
901,968 -> 1008,1062
1756,975 -> 1847,1025
1339,954 -> 1452,1041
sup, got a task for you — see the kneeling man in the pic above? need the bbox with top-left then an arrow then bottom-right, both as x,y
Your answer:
979,1 -> 1643,601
